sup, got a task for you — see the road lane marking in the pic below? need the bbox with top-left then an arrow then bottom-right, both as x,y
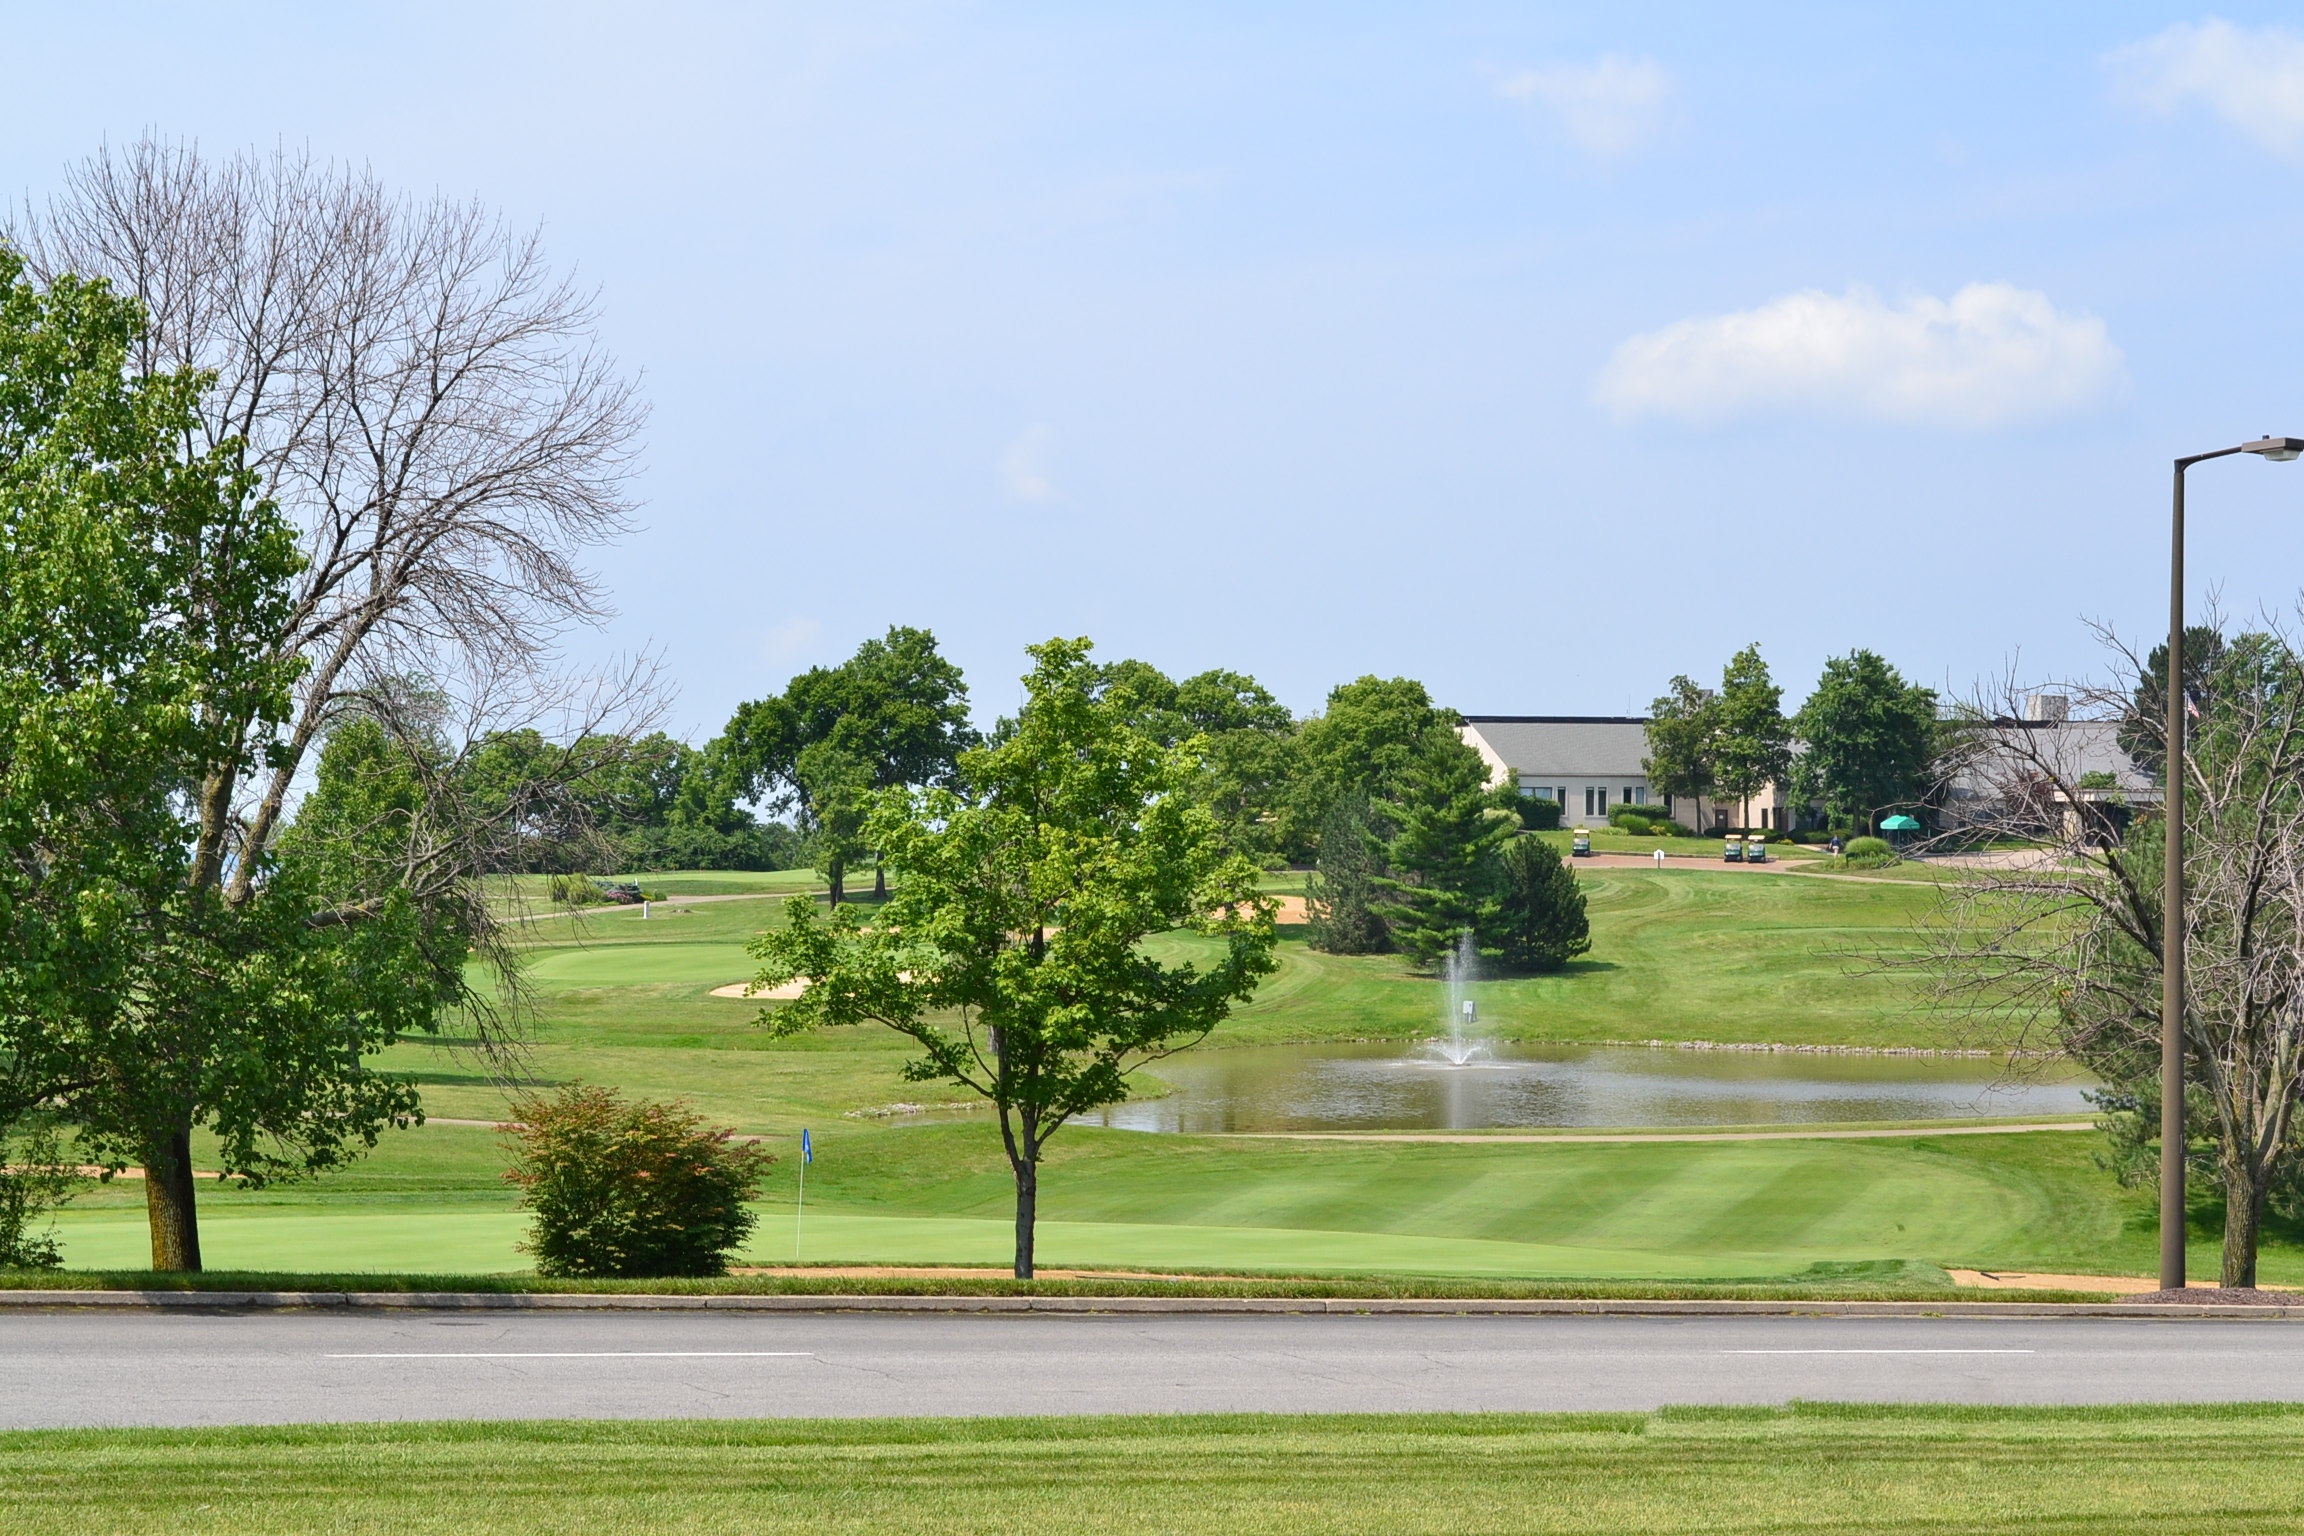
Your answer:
1723,1349 -> 2035,1355
326,1351 -> 817,1360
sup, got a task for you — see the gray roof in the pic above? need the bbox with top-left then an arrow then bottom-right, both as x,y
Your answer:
1944,718 -> 2158,800
1460,716 -> 1654,778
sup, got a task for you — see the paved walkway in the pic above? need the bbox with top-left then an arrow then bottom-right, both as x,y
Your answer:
1569,851 -> 1920,884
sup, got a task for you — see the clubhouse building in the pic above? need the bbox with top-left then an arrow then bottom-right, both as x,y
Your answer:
1464,696 -> 2151,839
1457,716 -> 1794,832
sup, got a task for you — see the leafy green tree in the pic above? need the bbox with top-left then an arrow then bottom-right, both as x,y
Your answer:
794,741 -> 873,904
721,625 -> 977,805
1792,650 -> 1939,835
462,728 -> 790,874
1091,656 -> 1184,731
1288,675 -> 1455,858
1713,643 -> 1793,832
0,252 -> 314,1269
5,154 -> 649,1272
720,626 -> 976,897
1491,836 -> 1591,972
0,255 -> 537,1272
746,638 -> 1276,1277
1170,670 -> 1298,863
1644,675 -> 1720,829
1372,731 -> 1516,968
1174,670 -> 1293,738
67,715 -> 470,1265
1091,662 -> 1299,863
1304,791 -> 1389,954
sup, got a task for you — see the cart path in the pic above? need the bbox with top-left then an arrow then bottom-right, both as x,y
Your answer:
1571,851 -> 1919,884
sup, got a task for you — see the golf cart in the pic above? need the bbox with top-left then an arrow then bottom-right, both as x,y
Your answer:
1571,829 -> 1592,857
1722,835 -> 1744,862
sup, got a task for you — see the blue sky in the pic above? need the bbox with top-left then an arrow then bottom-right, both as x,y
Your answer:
7,3 -> 2304,730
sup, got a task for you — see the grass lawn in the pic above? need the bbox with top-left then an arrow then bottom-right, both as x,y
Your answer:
39,865 -> 2233,1288
1170,866 -> 1962,1048
43,1118 -> 2290,1284
12,1405 -> 2304,1534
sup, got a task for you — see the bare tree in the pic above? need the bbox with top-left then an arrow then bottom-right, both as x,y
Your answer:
1923,625 -> 2304,1287
6,139 -> 652,1268
14,139 -> 645,897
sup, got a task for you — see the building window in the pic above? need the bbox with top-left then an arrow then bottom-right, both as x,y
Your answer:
1584,786 -> 1596,816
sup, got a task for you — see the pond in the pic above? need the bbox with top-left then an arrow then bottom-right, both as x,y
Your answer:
1082,1042 -> 2095,1134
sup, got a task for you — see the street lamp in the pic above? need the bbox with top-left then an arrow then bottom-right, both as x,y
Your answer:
2159,435 -> 2304,1292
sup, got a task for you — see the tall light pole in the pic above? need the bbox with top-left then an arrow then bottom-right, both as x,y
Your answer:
2160,435 -> 2304,1292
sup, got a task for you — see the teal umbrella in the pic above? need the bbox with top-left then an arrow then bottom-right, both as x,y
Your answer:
1879,815 -> 1921,831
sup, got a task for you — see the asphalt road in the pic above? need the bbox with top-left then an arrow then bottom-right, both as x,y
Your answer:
6,1310 -> 2304,1428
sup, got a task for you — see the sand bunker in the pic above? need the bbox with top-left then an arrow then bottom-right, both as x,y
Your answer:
709,978 -> 806,1000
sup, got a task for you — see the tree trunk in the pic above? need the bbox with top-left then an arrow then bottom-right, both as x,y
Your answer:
2222,1161 -> 2267,1289
827,863 -> 844,905
145,1124 -> 203,1273
1013,1146 -> 1038,1280
873,861 -> 887,900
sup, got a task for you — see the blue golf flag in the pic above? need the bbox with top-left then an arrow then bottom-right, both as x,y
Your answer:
801,1128 -> 812,1164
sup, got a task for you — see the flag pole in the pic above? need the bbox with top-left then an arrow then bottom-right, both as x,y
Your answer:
795,1128 -> 810,1262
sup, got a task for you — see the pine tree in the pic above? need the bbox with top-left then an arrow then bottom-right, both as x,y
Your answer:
1305,791 -> 1389,954
1490,835 -> 1591,972
1372,733 -> 1516,968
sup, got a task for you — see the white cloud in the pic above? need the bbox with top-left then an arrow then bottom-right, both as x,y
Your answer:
1594,284 -> 2125,429
1498,55 -> 1674,159
999,423 -> 1057,501
2109,18 -> 2304,157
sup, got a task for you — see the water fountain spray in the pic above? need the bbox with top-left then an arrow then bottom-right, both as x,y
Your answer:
1430,930 -> 1492,1066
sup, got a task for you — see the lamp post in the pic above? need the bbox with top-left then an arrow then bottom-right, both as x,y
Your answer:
2159,435 -> 2304,1292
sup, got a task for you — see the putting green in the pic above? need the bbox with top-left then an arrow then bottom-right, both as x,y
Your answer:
516,941 -> 757,989
45,1203 -> 1853,1280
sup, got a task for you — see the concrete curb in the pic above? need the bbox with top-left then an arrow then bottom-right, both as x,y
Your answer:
4,1290 -> 2303,1319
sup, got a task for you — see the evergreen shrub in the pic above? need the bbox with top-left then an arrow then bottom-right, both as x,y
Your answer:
503,1085 -> 774,1278
1518,796 -> 1564,831
1305,792 -> 1390,954
1489,835 -> 1591,972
